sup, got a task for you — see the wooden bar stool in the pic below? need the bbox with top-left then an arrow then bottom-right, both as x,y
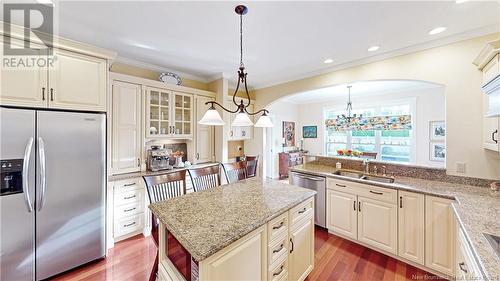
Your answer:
245,155 -> 259,178
187,164 -> 223,192
143,170 -> 187,281
222,161 -> 248,183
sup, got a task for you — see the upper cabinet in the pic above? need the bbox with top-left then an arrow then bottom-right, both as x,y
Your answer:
111,80 -> 142,174
48,49 -> 107,111
0,35 -> 112,112
195,95 -> 215,163
473,38 -> 500,152
227,101 -> 254,141
145,87 -> 193,139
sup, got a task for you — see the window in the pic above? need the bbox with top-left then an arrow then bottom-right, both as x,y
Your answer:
325,103 -> 414,163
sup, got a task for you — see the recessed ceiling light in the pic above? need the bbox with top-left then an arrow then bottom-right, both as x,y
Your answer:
367,46 -> 380,52
428,27 -> 447,35
455,0 -> 468,3
324,58 -> 334,64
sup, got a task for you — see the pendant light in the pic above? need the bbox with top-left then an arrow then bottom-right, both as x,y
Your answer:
198,5 -> 273,128
336,85 -> 361,125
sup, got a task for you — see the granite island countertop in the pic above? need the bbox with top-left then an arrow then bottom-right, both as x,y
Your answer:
290,163 -> 500,280
149,177 -> 316,262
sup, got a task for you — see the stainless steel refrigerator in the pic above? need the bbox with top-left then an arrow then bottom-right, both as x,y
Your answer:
0,107 -> 106,280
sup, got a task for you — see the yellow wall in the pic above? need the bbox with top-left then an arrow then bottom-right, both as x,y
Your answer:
253,33 -> 500,180
110,62 -> 210,91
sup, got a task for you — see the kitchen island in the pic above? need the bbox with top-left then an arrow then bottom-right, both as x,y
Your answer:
149,177 -> 316,281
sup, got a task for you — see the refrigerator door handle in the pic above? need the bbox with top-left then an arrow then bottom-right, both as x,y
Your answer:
38,137 -> 47,211
22,137 -> 34,212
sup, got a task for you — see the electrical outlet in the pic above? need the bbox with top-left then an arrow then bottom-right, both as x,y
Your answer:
456,162 -> 466,174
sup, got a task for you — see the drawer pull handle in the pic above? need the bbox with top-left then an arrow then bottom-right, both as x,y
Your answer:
298,207 -> 307,214
124,207 -> 136,212
123,222 -> 136,227
272,265 -> 284,277
369,190 -> 383,195
458,262 -> 468,273
335,183 -> 346,187
123,183 -> 136,187
272,221 -> 284,230
124,195 -> 136,200
273,244 -> 284,253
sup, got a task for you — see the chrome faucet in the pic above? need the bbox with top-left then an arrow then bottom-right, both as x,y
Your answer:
381,165 -> 387,176
362,158 -> 370,174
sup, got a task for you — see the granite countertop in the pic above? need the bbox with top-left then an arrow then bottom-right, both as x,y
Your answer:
108,162 -> 218,181
149,177 -> 316,262
290,163 -> 500,280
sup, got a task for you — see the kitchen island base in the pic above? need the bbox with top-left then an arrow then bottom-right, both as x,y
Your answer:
156,197 -> 315,281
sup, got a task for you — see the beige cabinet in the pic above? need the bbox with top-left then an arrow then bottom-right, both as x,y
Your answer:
48,49 -> 107,111
357,196 -> 397,255
111,81 -> 142,174
0,38 -> 48,108
146,87 -> 193,139
398,191 -> 424,264
425,196 -> 456,277
288,203 -> 314,281
483,113 -> 499,151
0,39 -> 107,111
326,189 -> 357,240
228,102 -> 254,140
195,95 -> 214,163
199,225 -> 267,280
456,226 -> 482,280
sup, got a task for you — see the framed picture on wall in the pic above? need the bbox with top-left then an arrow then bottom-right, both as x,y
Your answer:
430,121 -> 446,141
303,126 -> 317,138
282,121 -> 295,147
430,142 -> 446,162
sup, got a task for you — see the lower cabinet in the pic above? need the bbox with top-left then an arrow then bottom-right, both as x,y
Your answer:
398,191 -> 425,264
325,177 -> 457,278
326,189 -> 357,240
289,214 -> 315,281
456,226 -> 482,280
357,196 -> 397,255
425,196 -> 456,277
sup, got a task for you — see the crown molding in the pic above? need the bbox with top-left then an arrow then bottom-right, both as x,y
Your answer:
113,56 -> 212,83
253,24 -> 500,90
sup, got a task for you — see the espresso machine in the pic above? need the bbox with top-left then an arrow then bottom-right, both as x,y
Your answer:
146,146 -> 172,172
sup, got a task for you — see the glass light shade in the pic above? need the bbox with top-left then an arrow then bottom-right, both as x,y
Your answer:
199,108 -> 224,126
232,112 -> 254,127
254,114 -> 274,127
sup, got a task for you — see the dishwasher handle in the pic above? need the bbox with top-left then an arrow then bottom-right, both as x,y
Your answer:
292,173 -> 325,181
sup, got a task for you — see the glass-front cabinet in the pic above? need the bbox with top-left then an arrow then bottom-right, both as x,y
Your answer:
146,87 -> 193,138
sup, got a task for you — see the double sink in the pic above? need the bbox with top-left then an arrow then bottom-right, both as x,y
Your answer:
332,169 -> 396,184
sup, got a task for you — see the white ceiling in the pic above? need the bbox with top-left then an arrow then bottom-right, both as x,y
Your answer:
3,1 -> 499,88
281,80 -> 442,104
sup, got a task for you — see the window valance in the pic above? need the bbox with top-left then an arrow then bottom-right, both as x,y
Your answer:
325,115 -> 412,131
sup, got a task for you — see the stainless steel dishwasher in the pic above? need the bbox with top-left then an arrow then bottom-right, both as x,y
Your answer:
290,172 -> 326,228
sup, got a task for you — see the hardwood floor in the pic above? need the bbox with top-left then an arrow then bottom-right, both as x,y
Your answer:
53,227 -> 443,281
306,227 -> 443,281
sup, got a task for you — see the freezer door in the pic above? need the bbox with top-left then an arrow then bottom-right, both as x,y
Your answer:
35,111 -> 105,280
0,107 -> 36,281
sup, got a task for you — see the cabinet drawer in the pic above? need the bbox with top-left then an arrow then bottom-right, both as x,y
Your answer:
289,197 -> 314,227
113,177 -> 143,193
268,213 -> 288,243
328,178 -> 397,204
457,227 -> 481,279
115,201 -> 144,218
115,188 -> 144,206
268,255 -> 288,281
114,213 -> 144,237
268,234 -> 289,267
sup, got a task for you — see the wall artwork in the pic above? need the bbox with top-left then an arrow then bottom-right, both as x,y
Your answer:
430,121 -> 446,141
282,121 -> 296,147
430,142 -> 446,162
303,126 -> 318,138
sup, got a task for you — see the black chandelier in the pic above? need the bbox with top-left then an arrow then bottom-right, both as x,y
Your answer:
198,5 -> 273,127
336,86 -> 362,124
